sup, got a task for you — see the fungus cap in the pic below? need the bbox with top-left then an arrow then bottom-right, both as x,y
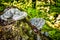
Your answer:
30,18 -> 45,30
0,8 -> 27,21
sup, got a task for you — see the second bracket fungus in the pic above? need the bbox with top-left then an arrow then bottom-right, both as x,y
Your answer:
30,18 -> 45,30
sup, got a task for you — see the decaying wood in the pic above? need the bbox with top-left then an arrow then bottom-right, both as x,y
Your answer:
0,24 -> 22,40
0,18 -> 50,40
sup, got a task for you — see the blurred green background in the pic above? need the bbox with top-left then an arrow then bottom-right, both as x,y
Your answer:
0,0 -> 60,40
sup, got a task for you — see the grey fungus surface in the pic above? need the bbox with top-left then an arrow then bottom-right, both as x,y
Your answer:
12,12 -> 27,20
0,8 -> 27,21
30,18 -> 45,30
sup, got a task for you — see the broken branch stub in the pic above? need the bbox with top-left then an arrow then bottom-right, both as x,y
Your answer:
24,18 -> 49,40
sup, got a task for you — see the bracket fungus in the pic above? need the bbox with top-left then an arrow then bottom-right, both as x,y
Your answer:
0,7 -> 27,26
30,18 -> 45,30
